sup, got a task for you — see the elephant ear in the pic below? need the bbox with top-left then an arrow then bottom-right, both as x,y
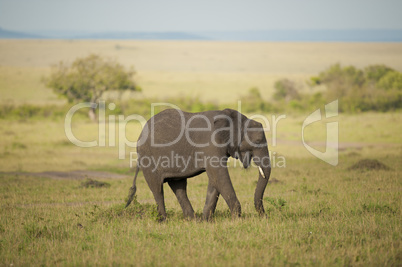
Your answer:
213,109 -> 243,157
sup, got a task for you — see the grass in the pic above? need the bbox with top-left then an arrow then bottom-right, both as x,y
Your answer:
0,111 -> 401,265
0,154 -> 400,266
0,111 -> 401,172
0,66 -> 63,105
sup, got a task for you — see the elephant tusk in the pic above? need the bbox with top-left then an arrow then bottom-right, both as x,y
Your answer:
258,166 -> 266,179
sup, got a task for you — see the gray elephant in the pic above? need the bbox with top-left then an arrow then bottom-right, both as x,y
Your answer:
125,108 -> 271,220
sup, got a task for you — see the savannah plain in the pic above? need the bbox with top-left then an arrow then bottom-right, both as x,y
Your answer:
0,40 -> 401,266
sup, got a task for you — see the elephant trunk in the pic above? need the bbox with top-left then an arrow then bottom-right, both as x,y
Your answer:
254,160 -> 271,215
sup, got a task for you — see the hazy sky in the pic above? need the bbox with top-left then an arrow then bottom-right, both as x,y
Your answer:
0,0 -> 401,32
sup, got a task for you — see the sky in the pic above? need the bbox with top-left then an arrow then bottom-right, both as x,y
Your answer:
0,0 -> 401,33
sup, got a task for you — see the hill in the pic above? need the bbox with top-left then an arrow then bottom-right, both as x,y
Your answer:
0,27 -> 44,39
72,31 -> 209,40
1,27 -> 402,42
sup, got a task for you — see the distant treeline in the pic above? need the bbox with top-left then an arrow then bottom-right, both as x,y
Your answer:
241,63 -> 402,113
1,64 -> 401,120
0,97 -> 220,120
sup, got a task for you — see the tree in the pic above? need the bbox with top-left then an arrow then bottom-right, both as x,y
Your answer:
309,63 -> 402,112
376,71 -> 402,90
364,64 -> 394,84
44,54 -> 140,120
273,79 -> 300,102
241,87 -> 269,113
310,63 -> 365,99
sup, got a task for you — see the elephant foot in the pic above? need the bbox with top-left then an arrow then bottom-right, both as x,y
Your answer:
157,215 -> 167,223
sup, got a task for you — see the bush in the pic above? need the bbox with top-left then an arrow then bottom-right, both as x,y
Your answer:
377,71 -> 402,90
0,96 -> 220,121
239,87 -> 275,113
309,63 -> 402,112
273,79 -> 300,102
364,64 -> 395,84
0,104 -> 72,120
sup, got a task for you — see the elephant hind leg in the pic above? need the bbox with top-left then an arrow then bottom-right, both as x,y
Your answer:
168,179 -> 195,219
147,179 -> 167,221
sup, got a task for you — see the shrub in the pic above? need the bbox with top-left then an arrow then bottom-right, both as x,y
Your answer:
273,79 -> 300,102
377,71 -> 402,90
308,63 -> 402,112
364,64 -> 395,84
0,104 -> 72,120
239,87 -> 275,113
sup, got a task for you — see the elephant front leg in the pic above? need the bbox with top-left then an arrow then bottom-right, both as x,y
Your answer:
202,183 -> 220,221
168,179 -> 195,219
206,167 -> 241,218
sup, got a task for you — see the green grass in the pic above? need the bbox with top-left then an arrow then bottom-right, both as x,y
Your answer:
1,112 -> 401,172
0,112 -> 401,266
0,155 -> 400,266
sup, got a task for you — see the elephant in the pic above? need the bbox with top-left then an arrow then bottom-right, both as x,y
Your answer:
125,108 -> 271,220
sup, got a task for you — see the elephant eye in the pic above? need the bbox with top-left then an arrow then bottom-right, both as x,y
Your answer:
247,136 -> 263,145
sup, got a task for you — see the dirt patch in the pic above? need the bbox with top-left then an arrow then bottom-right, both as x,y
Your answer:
348,159 -> 391,171
269,177 -> 282,184
2,170 -> 130,180
345,151 -> 361,157
276,139 -> 400,151
80,179 -> 111,188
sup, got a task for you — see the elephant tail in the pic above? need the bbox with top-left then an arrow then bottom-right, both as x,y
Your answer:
125,164 -> 140,208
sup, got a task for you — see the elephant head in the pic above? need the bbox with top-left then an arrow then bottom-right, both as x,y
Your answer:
214,109 -> 271,215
